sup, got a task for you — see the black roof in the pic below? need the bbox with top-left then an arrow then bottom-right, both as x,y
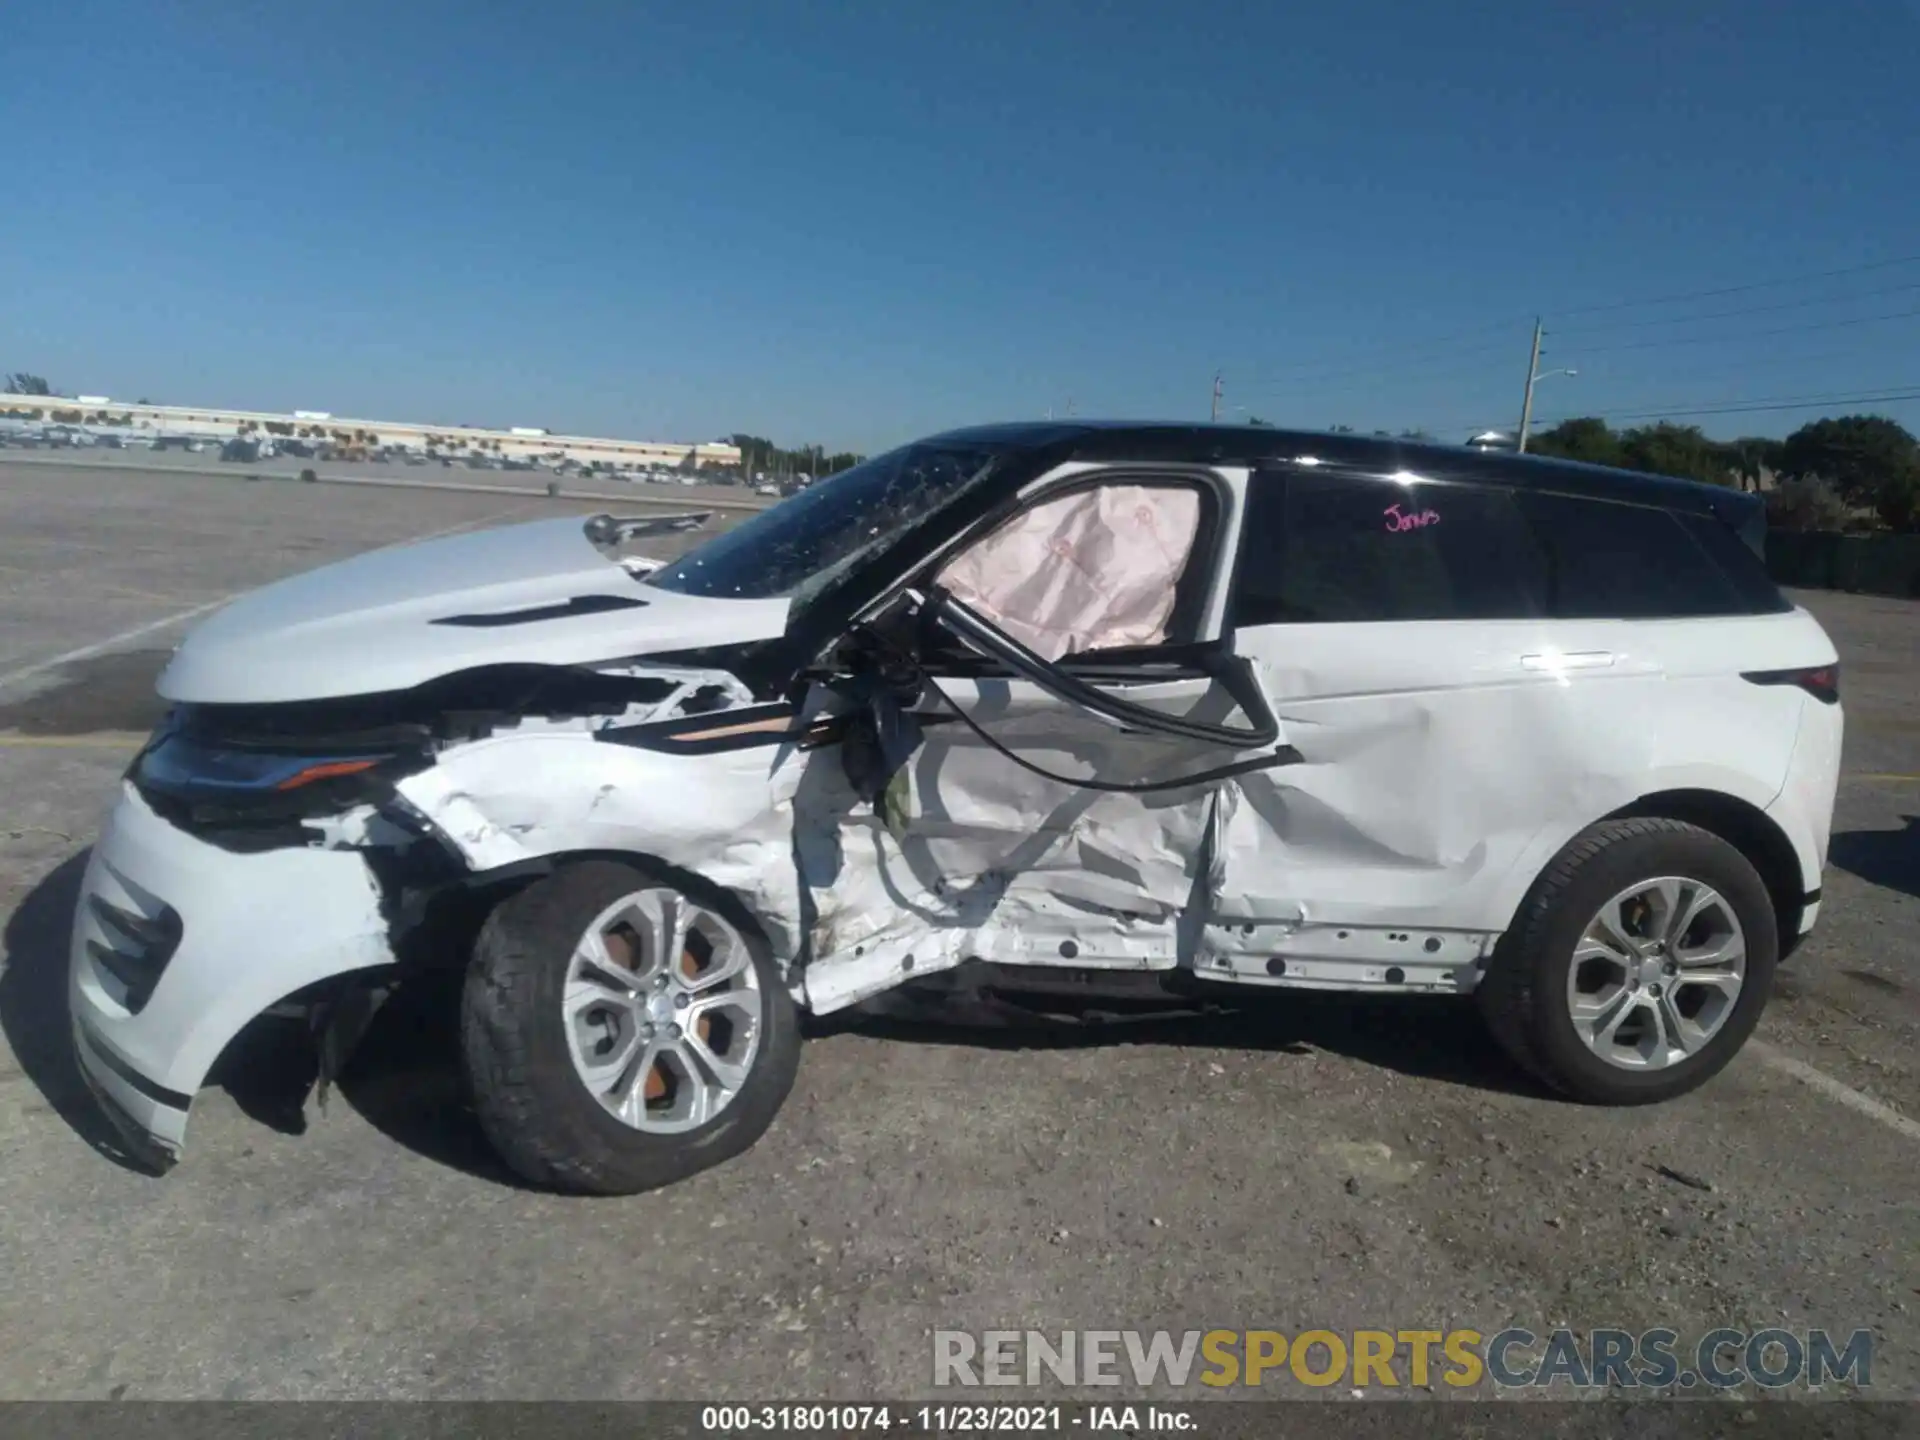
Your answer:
924,420 -> 1764,532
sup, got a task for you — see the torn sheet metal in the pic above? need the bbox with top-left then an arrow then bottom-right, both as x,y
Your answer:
394,728 -> 810,964
791,676 -> 1216,1012
70,783 -> 398,1147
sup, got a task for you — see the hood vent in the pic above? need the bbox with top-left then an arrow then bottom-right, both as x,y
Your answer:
432,593 -> 650,628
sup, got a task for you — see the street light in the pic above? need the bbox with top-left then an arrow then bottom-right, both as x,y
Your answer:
1516,314 -> 1579,453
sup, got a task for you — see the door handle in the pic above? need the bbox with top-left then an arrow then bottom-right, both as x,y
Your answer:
1521,650 -> 1616,672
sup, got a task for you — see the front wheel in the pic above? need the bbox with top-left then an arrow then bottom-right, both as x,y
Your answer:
461,859 -> 801,1194
1476,818 -> 1777,1105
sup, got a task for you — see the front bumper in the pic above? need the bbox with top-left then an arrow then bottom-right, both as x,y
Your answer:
69,783 -> 399,1161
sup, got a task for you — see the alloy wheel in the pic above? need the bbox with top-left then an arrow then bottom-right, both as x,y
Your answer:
1565,875 -> 1747,1070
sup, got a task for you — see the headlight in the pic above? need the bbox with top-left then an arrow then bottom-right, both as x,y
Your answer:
135,733 -> 389,798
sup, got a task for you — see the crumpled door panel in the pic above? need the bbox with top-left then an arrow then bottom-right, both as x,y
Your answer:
791,672 -> 1221,1011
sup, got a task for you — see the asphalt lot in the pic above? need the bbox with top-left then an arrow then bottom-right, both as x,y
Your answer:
0,458 -> 1915,1403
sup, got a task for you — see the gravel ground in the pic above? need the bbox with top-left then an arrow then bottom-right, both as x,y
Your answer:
0,459 -> 1914,1406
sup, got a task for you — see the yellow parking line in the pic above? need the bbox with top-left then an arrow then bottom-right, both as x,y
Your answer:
1848,772 -> 1920,783
0,732 -> 147,748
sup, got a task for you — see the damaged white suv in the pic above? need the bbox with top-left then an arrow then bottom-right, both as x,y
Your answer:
70,423 -> 1843,1193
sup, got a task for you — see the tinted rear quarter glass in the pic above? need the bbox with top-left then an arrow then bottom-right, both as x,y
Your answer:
1677,510 -> 1794,614
1512,490 -> 1750,619
1233,471 -> 1548,624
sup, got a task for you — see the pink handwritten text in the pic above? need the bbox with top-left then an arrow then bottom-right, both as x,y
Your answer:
1384,502 -> 1441,532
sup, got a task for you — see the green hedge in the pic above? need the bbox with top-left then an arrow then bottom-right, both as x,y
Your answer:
1767,530 -> 1920,598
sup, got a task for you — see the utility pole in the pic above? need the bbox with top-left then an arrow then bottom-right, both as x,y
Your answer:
1210,372 -> 1223,423
1516,318 -> 1544,453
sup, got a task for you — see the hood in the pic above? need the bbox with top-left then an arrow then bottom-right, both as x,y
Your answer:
158,515 -> 792,704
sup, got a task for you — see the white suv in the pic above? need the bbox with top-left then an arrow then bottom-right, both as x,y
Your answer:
69,423 -> 1843,1193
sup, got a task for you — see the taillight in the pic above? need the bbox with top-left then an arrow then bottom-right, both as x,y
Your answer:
1742,664 -> 1841,704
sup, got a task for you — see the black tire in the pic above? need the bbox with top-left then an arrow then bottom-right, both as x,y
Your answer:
1476,818 -> 1777,1105
461,858 -> 801,1195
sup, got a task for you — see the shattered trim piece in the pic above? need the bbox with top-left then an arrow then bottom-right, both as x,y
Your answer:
597,701 -> 804,754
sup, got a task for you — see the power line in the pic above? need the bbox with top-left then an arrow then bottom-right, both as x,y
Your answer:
1551,306 -> 1920,357
1551,279 -> 1920,337
1528,384 -> 1920,427
1238,289 -> 1920,396
1225,253 -> 1920,406
1552,251 -> 1920,318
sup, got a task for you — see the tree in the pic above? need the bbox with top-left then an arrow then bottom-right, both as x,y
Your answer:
1872,470 -> 1920,531
1766,476 -> 1851,533
1618,422 -> 1734,486
1527,417 -> 1624,468
1778,415 -> 1919,509
727,432 -> 862,479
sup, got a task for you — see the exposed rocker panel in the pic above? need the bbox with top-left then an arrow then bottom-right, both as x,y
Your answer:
1199,922 -> 1495,994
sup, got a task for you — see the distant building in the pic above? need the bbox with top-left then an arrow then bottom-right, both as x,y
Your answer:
0,398 -> 740,470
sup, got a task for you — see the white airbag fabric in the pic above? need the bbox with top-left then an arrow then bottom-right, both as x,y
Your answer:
937,486 -> 1201,661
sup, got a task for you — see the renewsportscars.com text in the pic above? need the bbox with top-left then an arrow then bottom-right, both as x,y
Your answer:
932,1328 -> 1873,1390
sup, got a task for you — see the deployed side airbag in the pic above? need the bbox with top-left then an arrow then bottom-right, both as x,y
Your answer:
937,485 -> 1200,661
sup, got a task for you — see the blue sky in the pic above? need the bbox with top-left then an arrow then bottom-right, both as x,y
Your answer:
6,1 -> 1918,453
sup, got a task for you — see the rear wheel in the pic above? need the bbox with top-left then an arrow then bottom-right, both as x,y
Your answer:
1477,818 -> 1777,1104
461,859 -> 800,1194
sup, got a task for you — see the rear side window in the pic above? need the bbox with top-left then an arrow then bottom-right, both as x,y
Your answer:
1677,511 -> 1794,614
1232,472 -> 1547,625
1512,492 -> 1752,619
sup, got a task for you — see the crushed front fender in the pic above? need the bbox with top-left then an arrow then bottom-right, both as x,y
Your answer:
68,783 -> 398,1162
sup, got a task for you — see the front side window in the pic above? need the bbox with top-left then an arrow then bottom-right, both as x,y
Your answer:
936,483 -> 1205,661
1232,471 -> 1548,625
646,441 -> 1010,606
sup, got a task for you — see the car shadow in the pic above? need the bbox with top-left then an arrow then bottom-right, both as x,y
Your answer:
0,846 -> 513,1182
5,849 -> 1549,1189
335,975 -> 1554,1187
1830,817 -> 1920,900
0,849 -> 159,1171
327,965 -> 536,1190
809,987 -> 1553,1100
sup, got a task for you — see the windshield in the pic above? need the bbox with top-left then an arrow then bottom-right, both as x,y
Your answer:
645,440 -> 1008,605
